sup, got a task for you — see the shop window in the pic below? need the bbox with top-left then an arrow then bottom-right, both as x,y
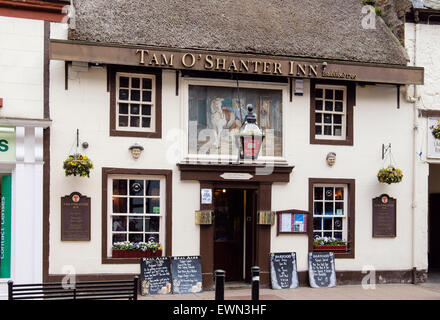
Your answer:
310,81 -> 355,146
102,168 -> 172,263
187,82 -> 283,159
309,178 -> 355,258
109,66 -> 162,138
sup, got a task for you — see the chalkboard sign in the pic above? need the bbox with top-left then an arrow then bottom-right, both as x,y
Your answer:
140,257 -> 172,295
372,194 -> 396,237
171,256 -> 203,294
270,252 -> 298,289
308,252 -> 336,288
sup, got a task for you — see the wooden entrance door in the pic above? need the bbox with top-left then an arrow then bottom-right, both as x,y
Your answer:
213,188 -> 245,281
429,194 -> 440,269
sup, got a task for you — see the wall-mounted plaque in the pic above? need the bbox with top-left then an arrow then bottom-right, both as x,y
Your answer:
61,192 -> 90,241
270,252 -> 298,289
276,209 -> 309,235
372,194 -> 396,237
140,257 -> 172,296
308,252 -> 336,288
171,256 -> 202,294
194,210 -> 213,225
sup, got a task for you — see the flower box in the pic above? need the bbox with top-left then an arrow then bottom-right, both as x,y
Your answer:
112,249 -> 162,259
314,245 -> 347,252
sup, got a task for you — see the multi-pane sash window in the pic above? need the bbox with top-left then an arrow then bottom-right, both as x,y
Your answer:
117,73 -> 155,131
313,184 -> 347,241
108,175 -> 165,255
314,85 -> 346,139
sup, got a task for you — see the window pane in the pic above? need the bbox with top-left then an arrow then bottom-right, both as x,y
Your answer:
335,90 -> 344,100
145,216 -> 160,232
130,116 -> 140,127
333,114 -> 342,124
313,232 -> 322,239
325,202 -> 333,215
119,116 -> 128,127
335,202 -> 344,215
323,217 -> 332,230
325,101 -> 333,111
335,101 -> 343,112
112,216 -> 127,231
142,78 -> 152,89
142,105 -> 151,116
313,217 -> 322,230
112,197 -> 127,213
323,232 -> 332,238
119,77 -> 129,88
129,217 -> 143,232
130,90 -> 140,101
315,113 -> 322,123
335,188 -> 344,200
129,198 -> 144,213
325,187 -> 333,200
315,88 -> 323,98
129,234 -> 143,242
315,100 -> 323,110
324,125 -> 332,135
146,198 -> 160,213
130,104 -> 140,115
334,232 -> 343,240
314,187 -> 323,200
129,180 -> 144,196
119,103 -> 128,114
145,234 -> 159,243
113,233 -> 126,244
325,89 -> 333,99
142,91 -> 152,102
142,117 -> 151,128
113,180 -> 127,195
314,202 -> 323,215
324,114 -> 332,124
146,180 -> 160,196
334,126 -> 342,136
334,217 -> 343,230
131,77 -> 140,88
315,125 -> 322,135
119,89 -> 129,100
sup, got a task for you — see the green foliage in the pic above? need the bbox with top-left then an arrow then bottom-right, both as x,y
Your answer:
375,7 -> 382,16
314,237 -> 346,246
377,166 -> 403,184
63,154 -> 94,177
432,121 -> 440,139
112,241 -> 162,252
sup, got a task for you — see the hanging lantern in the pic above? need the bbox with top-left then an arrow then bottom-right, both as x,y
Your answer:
236,105 -> 265,160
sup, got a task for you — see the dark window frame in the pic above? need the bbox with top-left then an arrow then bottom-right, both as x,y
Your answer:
102,168 -> 172,264
308,178 -> 355,259
310,80 -> 355,146
109,65 -> 162,138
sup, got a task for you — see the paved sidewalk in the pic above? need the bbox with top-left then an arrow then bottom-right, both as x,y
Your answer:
139,283 -> 440,300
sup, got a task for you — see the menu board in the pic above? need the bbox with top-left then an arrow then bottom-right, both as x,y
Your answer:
171,256 -> 203,294
372,194 -> 396,237
140,257 -> 172,295
308,252 -> 336,288
277,210 -> 308,234
61,192 -> 90,241
270,252 -> 298,289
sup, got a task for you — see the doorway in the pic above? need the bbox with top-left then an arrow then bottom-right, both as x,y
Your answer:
213,188 -> 257,282
428,164 -> 440,282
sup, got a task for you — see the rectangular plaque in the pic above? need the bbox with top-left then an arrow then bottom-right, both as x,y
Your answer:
194,210 -> 213,225
372,194 -> 396,237
61,192 -> 91,241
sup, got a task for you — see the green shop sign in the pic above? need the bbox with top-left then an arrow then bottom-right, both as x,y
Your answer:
1,175 -> 11,278
0,127 -> 15,162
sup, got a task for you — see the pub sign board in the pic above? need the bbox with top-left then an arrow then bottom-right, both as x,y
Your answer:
140,257 -> 172,295
61,192 -> 90,241
308,252 -> 336,288
171,256 -> 203,294
270,252 -> 299,289
372,194 -> 396,238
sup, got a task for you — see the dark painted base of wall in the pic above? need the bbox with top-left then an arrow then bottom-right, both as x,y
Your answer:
47,269 -> 428,291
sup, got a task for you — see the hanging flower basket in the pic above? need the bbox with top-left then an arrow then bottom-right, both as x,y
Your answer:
377,166 -> 403,184
111,241 -> 163,258
432,121 -> 440,140
63,154 -> 94,177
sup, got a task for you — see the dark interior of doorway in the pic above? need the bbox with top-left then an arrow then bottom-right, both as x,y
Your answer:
429,193 -> 440,282
213,188 -> 257,283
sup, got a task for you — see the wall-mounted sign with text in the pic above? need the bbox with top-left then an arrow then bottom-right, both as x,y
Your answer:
0,127 -> 15,162
428,117 -> 440,159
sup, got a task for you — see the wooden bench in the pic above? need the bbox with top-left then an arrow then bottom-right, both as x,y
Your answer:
8,276 -> 139,300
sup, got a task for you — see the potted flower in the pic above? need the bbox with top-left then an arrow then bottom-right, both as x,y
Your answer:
314,237 -> 347,252
432,120 -> 440,140
112,241 -> 163,258
63,154 -> 94,177
377,166 -> 403,184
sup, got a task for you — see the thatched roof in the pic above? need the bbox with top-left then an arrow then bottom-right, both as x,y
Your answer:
69,0 -> 409,66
